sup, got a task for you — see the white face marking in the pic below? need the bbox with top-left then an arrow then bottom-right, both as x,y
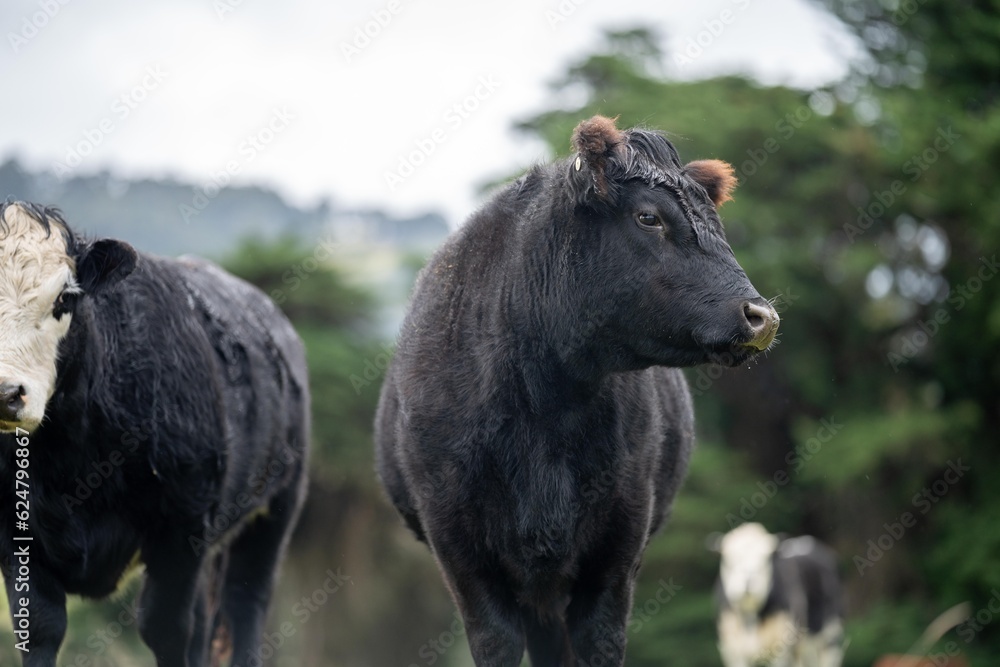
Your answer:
719,522 -> 780,615
0,204 -> 78,432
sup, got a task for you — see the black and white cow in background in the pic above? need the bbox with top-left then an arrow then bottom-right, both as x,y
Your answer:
0,201 -> 310,667
713,522 -> 844,667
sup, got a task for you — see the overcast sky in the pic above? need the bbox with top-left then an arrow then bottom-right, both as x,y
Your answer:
1,0 -> 860,226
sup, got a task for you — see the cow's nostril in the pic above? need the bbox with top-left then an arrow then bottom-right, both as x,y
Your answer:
742,302 -> 779,351
0,382 -> 26,418
743,302 -> 771,331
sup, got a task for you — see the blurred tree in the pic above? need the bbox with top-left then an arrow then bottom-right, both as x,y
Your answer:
821,0 -> 1000,109
818,0 -> 1000,660
221,237 -> 464,667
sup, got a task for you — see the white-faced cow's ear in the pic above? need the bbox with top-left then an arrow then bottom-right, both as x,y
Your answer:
571,115 -> 625,201
705,531 -> 724,553
76,239 -> 138,294
684,159 -> 737,207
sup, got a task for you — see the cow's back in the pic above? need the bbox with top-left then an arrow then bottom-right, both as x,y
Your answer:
65,252 -> 308,520
163,256 -> 310,504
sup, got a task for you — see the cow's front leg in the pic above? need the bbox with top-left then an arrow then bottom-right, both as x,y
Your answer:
450,573 -> 524,667
137,530 -> 206,667
430,537 -> 524,667
3,560 -> 67,667
566,573 -> 634,667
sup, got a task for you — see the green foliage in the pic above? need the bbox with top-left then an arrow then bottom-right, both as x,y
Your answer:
221,235 -> 375,331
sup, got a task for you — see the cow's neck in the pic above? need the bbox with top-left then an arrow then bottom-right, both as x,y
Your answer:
54,301 -> 96,398
502,215 -> 615,413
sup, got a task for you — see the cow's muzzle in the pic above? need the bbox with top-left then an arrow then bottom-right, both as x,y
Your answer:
742,301 -> 780,351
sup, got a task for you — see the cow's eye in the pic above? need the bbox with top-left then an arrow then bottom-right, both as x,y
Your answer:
53,291 -> 78,320
635,212 -> 662,229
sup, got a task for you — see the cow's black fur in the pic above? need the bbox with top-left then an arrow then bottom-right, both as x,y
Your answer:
376,117 -> 777,666
0,202 -> 309,667
774,541 -> 843,638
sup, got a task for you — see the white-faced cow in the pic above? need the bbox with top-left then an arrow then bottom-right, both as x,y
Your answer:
714,523 -> 844,667
376,116 -> 780,666
0,201 -> 310,667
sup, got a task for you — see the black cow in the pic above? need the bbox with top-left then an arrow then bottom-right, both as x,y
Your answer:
713,523 -> 844,667
0,201 -> 309,667
376,116 -> 780,666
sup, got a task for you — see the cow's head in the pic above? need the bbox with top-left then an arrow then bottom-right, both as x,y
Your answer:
563,115 -> 778,370
714,522 -> 779,615
0,201 -> 136,433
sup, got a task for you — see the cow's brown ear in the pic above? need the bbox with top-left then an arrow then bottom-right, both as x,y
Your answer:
684,159 -> 737,207
572,115 -> 624,199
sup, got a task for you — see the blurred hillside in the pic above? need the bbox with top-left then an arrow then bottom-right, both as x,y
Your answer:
0,159 -> 448,337
0,159 -> 449,258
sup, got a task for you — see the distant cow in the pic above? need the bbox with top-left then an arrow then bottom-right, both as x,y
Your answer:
713,523 -> 844,667
376,116 -> 780,666
0,201 -> 309,667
